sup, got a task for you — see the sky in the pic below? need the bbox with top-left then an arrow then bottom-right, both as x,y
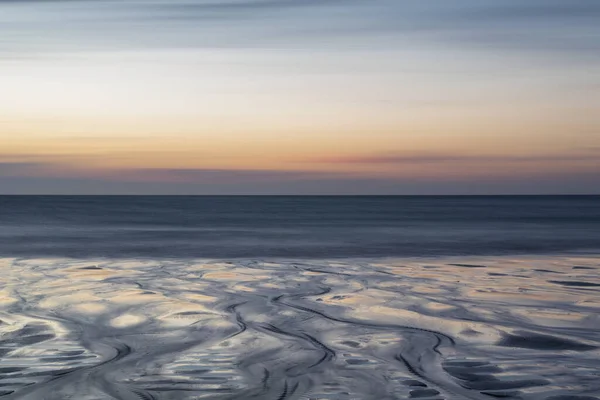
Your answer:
0,0 -> 599,194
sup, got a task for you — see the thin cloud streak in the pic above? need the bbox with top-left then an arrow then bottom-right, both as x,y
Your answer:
108,168 -> 345,184
2,173 -> 600,195
1,0 -> 598,55
315,153 -> 600,165
0,162 -> 346,183
2,160 -> 600,195
0,162 -> 51,177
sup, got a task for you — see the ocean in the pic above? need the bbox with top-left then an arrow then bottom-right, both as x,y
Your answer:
0,196 -> 599,399
1,195 -> 599,258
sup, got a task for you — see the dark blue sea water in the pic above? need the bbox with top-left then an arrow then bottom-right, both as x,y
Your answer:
0,195 -> 599,258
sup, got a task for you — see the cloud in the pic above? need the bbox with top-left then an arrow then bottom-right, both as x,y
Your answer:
456,1 -> 600,21
0,161 -> 345,184
158,0 -> 347,12
1,0 -> 598,55
2,172 -> 600,195
580,145 -> 600,153
1,157 -> 599,194
0,162 -> 54,177
107,168 -> 344,184
314,153 -> 600,165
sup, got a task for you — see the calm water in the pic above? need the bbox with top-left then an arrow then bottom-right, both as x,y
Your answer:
0,195 -> 599,258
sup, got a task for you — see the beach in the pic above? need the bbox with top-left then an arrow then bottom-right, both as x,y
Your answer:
1,255 -> 599,399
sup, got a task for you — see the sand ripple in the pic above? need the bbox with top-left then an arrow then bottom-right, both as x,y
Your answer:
0,256 -> 599,399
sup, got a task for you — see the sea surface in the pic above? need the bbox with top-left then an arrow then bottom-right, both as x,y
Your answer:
0,196 -> 599,400
1,196 -> 599,258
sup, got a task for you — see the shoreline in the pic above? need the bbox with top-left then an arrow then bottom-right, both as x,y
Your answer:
2,251 -> 599,264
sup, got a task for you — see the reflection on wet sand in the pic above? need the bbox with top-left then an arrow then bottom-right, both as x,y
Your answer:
0,256 -> 599,399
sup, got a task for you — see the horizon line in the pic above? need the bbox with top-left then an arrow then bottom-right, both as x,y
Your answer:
1,194 -> 599,197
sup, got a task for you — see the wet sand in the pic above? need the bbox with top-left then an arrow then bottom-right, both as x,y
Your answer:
0,256 -> 599,399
